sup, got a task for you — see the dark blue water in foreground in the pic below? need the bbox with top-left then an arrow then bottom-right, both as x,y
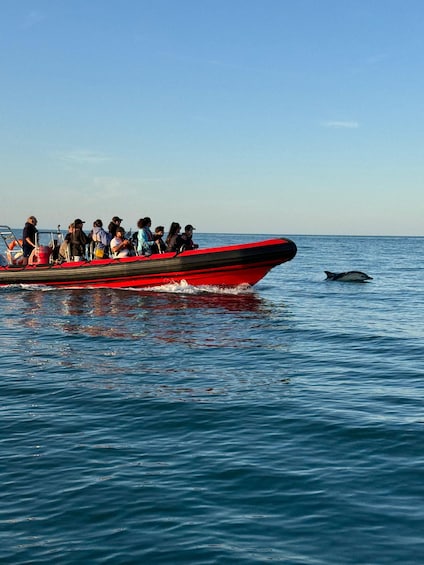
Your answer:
1,234 -> 423,564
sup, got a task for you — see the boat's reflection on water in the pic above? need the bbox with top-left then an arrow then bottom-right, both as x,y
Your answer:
15,285 -> 282,342
8,286 -> 293,395
22,286 -> 266,315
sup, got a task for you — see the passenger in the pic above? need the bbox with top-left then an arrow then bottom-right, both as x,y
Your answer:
151,226 -> 167,254
176,224 -> 199,252
108,216 -> 123,239
7,238 -> 23,251
91,219 -> 111,258
22,216 -> 38,265
136,217 -> 155,256
110,227 -> 132,258
131,230 -> 139,250
58,224 -> 74,262
165,222 -> 181,252
6,239 -> 24,265
70,218 -> 90,261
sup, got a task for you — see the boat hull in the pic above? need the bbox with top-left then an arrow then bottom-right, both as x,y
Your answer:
0,238 -> 297,289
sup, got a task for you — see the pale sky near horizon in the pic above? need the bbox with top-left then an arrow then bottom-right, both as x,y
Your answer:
1,0 -> 423,236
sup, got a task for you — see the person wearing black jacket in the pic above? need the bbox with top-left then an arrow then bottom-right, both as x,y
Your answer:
108,216 -> 123,239
70,219 -> 90,260
175,224 -> 199,252
151,226 -> 167,254
22,215 -> 38,265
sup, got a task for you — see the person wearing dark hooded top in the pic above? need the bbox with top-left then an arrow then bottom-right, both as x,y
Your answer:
70,219 -> 90,260
175,224 -> 199,252
22,215 -> 38,265
108,216 -> 123,239
151,226 -> 167,254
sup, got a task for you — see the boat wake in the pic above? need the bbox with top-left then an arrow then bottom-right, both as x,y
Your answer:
0,283 -> 51,292
133,280 -> 254,295
0,280 -> 255,296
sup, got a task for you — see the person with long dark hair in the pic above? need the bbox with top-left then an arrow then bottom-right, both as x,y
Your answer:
165,222 -> 181,252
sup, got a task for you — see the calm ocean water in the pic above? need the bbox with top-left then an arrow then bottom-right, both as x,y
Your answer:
1,234 -> 423,565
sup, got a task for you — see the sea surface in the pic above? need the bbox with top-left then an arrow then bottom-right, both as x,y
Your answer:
1,234 -> 423,565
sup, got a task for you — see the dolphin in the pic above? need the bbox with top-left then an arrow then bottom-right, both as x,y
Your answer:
324,271 -> 373,282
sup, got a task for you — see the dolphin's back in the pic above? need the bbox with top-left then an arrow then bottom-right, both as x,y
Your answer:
325,270 -> 372,282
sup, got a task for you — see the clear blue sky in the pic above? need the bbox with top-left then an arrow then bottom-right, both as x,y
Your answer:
1,0 -> 423,235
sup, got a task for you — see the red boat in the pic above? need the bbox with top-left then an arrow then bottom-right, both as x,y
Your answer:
0,226 -> 296,289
